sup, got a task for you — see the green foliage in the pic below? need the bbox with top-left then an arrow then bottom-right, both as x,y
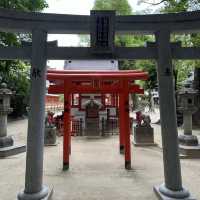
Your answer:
0,0 -> 48,117
135,60 -> 157,90
0,0 -> 48,11
160,0 -> 200,13
159,0 -> 200,91
93,0 -> 132,15
161,0 -> 188,12
6,65 -> 30,117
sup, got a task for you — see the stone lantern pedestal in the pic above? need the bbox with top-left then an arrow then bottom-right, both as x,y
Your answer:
178,88 -> 200,158
44,111 -> 57,146
132,113 -> 157,146
0,83 -> 26,158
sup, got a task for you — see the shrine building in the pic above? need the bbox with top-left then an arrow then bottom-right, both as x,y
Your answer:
62,60 -> 119,136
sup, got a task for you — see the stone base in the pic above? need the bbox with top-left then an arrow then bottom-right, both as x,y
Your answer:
41,188 -> 53,200
0,135 -> 14,148
132,139 -> 158,147
153,185 -> 196,200
133,126 -> 156,146
179,144 -> 200,158
85,118 -> 100,136
0,144 -> 26,158
45,142 -> 58,147
44,127 -> 57,146
17,186 -> 53,200
84,129 -> 101,137
178,135 -> 199,146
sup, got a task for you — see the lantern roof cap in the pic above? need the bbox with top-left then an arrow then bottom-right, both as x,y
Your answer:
0,83 -> 12,95
178,88 -> 198,96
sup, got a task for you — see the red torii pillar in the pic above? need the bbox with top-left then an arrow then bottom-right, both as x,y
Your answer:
63,81 -> 71,170
119,92 -> 125,154
119,80 -> 131,170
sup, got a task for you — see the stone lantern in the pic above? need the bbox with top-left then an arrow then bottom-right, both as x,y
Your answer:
0,83 -> 26,157
177,87 -> 200,157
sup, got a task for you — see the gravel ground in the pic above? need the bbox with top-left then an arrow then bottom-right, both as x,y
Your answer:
0,118 -> 199,200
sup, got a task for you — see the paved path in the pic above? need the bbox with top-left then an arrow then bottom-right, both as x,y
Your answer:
0,118 -> 200,200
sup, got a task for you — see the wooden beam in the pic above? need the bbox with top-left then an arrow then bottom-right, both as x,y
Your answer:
47,72 -> 148,81
48,69 -> 143,74
48,84 -> 143,94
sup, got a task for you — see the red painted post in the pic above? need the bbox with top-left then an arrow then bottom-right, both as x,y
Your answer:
119,92 -> 125,154
124,80 -> 131,170
63,84 -> 71,170
69,94 -> 72,155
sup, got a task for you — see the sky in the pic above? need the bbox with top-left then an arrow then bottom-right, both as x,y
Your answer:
44,0 -> 158,68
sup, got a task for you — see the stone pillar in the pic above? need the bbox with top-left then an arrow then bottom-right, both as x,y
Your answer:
183,112 -> 192,135
153,30 -> 192,199
0,114 -> 7,137
179,110 -> 198,146
18,29 -> 51,200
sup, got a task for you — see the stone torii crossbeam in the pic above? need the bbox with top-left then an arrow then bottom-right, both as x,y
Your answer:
0,8 -> 199,200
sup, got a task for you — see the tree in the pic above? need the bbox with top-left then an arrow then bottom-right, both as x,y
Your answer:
0,0 -> 48,117
159,0 -> 200,92
93,0 -> 132,15
0,1 -> 48,11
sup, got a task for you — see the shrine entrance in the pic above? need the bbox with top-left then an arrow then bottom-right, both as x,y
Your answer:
47,69 -> 147,170
0,8 -> 199,200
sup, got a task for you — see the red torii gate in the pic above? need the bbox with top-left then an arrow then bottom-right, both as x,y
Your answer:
47,70 -> 148,170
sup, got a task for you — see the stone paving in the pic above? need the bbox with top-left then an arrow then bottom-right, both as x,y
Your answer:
0,118 -> 200,200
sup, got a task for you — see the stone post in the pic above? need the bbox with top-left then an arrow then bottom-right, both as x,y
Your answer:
153,30 -> 192,199
18,29 -> 52,200
183,112 -> 192,135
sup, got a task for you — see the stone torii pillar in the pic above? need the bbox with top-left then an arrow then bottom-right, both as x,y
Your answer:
153,30 -> 193,199
18,29 -> 52,200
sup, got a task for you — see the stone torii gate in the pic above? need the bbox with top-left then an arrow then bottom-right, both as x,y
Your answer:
0,8 -> 199,200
